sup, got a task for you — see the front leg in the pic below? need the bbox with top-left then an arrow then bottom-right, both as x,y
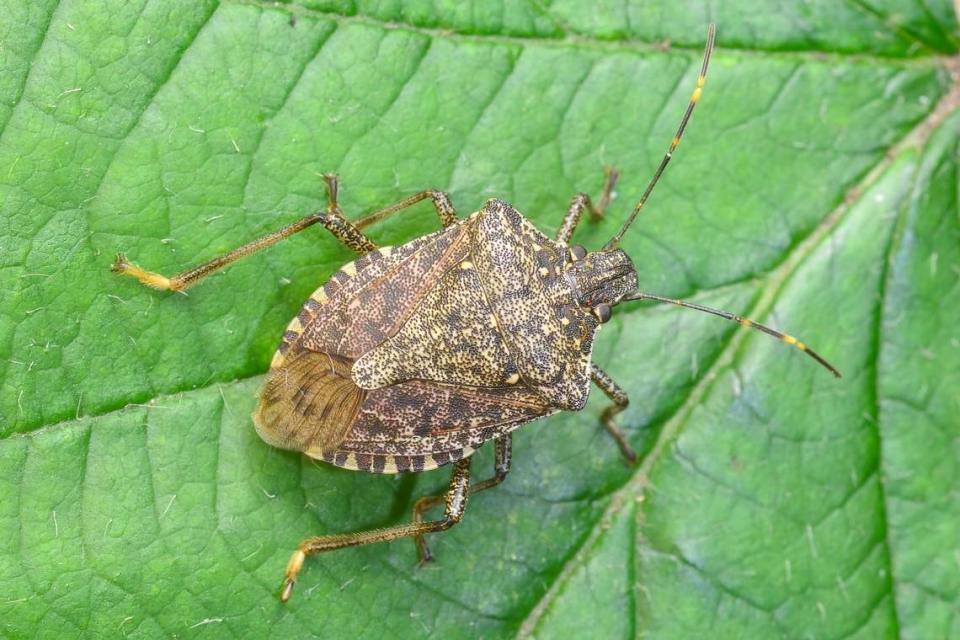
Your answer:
555,167 -> 620,244
591,364 -> 637,464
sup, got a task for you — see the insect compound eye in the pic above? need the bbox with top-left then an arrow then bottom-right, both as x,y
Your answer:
593,303 -> 612,323
570,245 -> 587,261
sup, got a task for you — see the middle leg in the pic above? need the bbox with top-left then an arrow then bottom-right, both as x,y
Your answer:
355,188 -> 458,230
591,364 -> 637,464
412,436 -> 512,563
314,174 -> 460,248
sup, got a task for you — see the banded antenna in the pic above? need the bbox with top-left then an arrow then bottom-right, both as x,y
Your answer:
604,23 -> 717,250
607,25 -> 839,377
622,292 -> 842,377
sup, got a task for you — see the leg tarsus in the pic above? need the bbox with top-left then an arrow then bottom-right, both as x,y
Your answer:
601,405 -> 637,465
280,549 -> 307,603
412,494 -> 443,564
595,166 -> 620,220
111,252 -> 179,291
322,173 -> 339,209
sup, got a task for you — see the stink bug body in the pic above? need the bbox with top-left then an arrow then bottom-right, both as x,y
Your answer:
111,25 -> 839,602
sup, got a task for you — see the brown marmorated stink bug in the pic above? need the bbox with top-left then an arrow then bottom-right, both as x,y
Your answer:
111,25 -> 840,602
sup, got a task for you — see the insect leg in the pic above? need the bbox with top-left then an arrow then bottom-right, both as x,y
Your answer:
354,189 -> 459,230
470,435 -> 512,493
313,173 -> 379,253
413,436 -> 512,563
555,166 -> 620,244
111,174 -> 375,292
279,458 -> 471,603
590,364 -> 637,464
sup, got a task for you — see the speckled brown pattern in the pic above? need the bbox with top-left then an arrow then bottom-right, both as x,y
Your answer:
352,253 -> 518,389
309,380 -> 553,471
255,199 -> 636,474
299,226 -> 471,360
471,200 -> 607,410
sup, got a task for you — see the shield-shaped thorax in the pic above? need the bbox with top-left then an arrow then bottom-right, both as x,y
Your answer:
350,199 -> 601,407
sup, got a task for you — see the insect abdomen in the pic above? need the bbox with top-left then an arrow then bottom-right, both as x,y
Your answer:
313,447 -> 475,474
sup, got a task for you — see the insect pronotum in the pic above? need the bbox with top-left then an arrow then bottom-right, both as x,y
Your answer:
112,24 -> 840,602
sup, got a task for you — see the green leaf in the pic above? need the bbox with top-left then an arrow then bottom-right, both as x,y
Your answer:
2,2 -> 958,638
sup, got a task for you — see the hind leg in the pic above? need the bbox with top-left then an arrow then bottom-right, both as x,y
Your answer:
591,364 -> 637,464
280,458 -> 472,602
113,175 -> 458,292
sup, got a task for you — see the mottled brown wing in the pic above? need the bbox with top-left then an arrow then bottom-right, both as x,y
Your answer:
276,222 -> 473,365
254,349 -> 366,454
255,223 -> 475,456
306,379 -> 553,473
257,218 -> 527,460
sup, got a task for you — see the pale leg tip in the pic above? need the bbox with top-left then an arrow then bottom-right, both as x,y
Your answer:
109,253 -> 175,290
280,548 -> 306,602
280,579 -> 295,603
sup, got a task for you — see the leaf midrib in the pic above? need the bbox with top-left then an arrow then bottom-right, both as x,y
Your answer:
232,0 -> 956,63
